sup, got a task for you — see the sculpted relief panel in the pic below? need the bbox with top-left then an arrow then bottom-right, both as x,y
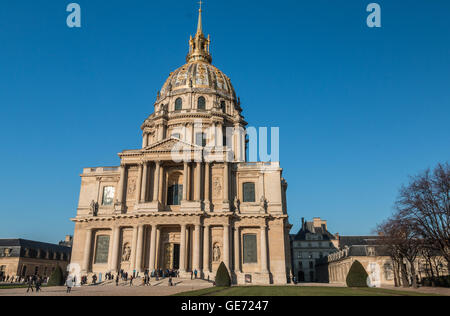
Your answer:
126,168 -> 138,204
212,176 -> 223,200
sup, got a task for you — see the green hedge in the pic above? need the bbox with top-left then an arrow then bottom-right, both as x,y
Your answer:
421,276 -> 450,288
346,260 -> 369,288
47,266 -> 65,287
215,262 -> 231,287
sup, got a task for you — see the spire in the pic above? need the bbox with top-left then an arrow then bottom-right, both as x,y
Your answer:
187,1 -> 212,64
196,0 -> 203,35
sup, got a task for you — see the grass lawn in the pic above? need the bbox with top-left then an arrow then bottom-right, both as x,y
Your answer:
174,286 -> 439,297
0,284 -> 48,290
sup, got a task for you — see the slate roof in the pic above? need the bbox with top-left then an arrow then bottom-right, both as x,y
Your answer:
0,239 -> 71,259
293,222 -> 336,241
338,236 -> 381,249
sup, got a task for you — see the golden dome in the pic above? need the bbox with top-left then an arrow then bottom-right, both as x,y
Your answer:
159,62 -> 236,100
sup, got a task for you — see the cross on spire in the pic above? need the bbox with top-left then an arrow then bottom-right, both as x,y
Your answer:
196,0 -> 204,35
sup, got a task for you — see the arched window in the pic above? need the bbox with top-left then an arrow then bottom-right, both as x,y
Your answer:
220,101 -> 226,112
175,98 -> 183,111
243,182 -> 256,203
198,96 -> 206,110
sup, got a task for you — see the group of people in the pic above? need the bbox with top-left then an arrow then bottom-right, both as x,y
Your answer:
26,275 -> 44,293
0,275 -> 49,290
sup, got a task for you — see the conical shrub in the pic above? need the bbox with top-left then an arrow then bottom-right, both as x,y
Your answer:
47,266 -> 65,286
346,260 -> 369,288
215,262 -> 231,287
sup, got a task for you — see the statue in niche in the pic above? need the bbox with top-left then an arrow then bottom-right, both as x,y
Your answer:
213,244 -> 221,262
90,200 -> 99,217
122,243 -> 131,262
260,196 -> 268,213
234,197 -> 240,213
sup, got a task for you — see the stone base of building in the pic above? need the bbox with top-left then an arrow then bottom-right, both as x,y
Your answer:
235,272 -> 271,285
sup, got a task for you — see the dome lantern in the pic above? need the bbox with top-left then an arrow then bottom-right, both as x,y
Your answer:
186,1 -> 212,64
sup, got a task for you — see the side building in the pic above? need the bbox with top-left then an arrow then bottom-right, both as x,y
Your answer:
290,218 -> 339,282
0,239 -> 71,280
316,235 -> 396,286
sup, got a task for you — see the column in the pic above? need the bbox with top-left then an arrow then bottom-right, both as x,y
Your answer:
180,224 -> 187,272
234,226 -> 241,272
260,226 -> 268,273
111,226 -> 121,272
136,164 -> 143,203
223,163 -> 229,203
190,123 -> 195,144
129,226 -> 138,272
203,225 -> 210,272
142,133 -> 148,148
204,163 -> 210,206
187,163 -> 191,200
141,162 -> 148,202
153,161 -> 161,202
82,228 -> 93,272
195,162 -> 202,201
217,124 -> 224,147
158,164 -> 164,202
193,224 -> 201,271
148,225 -> 157,271
223,224 -> 230,269
155,226 -> 161,269
135,225 -> 144,273
183,162 -> 188,201
117,164 -> 126,204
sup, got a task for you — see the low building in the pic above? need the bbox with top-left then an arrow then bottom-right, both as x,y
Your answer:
290,218 -> 339,282
316,236 -> 396,286
0,239 -> 72,280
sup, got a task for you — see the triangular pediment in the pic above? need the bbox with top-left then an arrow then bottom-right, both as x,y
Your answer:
143,137 -> 203,153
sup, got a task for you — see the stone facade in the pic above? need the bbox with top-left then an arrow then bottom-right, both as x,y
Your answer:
70,7 -> 293,285
0,239 -> 71,279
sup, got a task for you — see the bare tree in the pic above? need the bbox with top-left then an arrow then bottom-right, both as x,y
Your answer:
395,163 -> 450,267
376,215 -> 421,287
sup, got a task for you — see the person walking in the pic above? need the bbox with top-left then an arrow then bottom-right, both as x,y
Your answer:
26,276 -> 34,293
66,276 -> 73,294
194,269 -> 198,279
115,275 -> 119,286
129,275 -> 133,287
35,277 -> 42,292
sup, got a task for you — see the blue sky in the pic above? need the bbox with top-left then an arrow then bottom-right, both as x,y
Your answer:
0,0 -> 449,243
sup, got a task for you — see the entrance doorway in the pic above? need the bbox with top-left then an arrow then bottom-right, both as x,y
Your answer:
298,271 -> 305,282
173,244 -> 180,270
163,243 -> 180,270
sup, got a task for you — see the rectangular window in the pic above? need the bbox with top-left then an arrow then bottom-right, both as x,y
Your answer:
94,235 -> 110,264
243,234 -> 258,264
102,186 -> 115,206
243,182 -> 256,203
168,184 -> 183,206
196,133 -> 207,147
172,133 -> 181,139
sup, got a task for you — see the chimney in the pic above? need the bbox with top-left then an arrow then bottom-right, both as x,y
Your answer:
301,218 -> 305,230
